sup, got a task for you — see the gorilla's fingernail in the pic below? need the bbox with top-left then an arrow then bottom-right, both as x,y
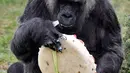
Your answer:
56,39 -> 60,42
53,20 -> 59,27
58,47 -> 62,52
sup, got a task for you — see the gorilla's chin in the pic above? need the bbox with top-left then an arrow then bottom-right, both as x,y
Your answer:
55,24 -> 78,35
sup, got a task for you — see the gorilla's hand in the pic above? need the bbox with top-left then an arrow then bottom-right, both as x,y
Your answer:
29,18 -> 62,50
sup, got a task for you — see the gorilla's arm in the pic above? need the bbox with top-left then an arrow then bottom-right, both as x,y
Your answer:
97,32 -> 123,73
11,18 -> 60,63
79,1 -> 124,73
11,18 -> 46,62
95,1 -> 124,73
11,0 -> 59,63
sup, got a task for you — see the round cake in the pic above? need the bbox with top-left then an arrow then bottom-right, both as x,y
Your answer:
38,34 -> 96,73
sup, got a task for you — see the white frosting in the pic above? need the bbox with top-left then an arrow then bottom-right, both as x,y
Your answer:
53,20 -> 59,27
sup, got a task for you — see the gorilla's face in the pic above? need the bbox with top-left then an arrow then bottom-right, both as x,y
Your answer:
57,0 -> 83,27
46,0 -> 96,34
56,0 -> 83,34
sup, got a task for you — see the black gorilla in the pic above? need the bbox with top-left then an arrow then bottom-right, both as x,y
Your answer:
7,62 -> 24,73
11,0 -> 124,73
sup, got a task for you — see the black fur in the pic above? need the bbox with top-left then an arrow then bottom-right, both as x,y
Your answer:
7,62 -> 24,73
11,0 -> 124,73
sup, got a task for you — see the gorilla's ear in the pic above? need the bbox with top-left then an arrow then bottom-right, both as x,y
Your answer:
45,0 -> 57,15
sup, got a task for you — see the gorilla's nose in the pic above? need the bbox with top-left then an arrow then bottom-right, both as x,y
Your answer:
62,13 -> 72,19
58,13 -> 75,27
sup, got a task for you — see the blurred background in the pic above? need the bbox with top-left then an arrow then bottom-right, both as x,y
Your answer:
0,0 -> 130,73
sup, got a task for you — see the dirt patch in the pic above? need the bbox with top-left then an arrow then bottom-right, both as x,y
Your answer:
0,64 -> 9,70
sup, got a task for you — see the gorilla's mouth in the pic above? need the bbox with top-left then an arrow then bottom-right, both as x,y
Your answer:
53,20 -> 77,34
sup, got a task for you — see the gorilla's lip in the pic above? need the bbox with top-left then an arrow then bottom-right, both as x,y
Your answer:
56,23 -> 77,34
59,20 -> 74,27
53,20 -> 73,27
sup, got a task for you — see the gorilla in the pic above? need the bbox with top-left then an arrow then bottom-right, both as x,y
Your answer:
7,62 -> 24,73
10,0 -> 124,73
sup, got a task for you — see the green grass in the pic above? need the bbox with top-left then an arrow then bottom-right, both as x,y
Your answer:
112,0 -> 130,72
0,0 -> 26,71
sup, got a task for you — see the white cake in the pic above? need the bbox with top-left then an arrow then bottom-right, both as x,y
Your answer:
38,34 -> 96,73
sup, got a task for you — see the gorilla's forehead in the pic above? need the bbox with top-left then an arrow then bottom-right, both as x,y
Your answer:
45,0 -> 96,14
45,0 -> 95,4
61,0 -> 85,3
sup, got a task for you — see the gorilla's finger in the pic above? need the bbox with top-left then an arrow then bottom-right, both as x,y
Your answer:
48,34 -> 62,52
51,28 -> 62,38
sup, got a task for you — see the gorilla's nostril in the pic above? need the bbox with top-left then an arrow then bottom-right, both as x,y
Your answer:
62,14 -> 72,18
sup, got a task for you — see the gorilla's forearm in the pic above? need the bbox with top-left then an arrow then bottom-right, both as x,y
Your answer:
97,52 -> 123,73
11,20 -> 35,62
11,18 -> 46,62
96,31 -> 123,73
11,17 -> 61,62
11,27 -> 32,62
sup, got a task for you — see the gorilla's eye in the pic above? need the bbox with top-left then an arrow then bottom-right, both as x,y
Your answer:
59,0 -> 82,6
73,2 -> 82,6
